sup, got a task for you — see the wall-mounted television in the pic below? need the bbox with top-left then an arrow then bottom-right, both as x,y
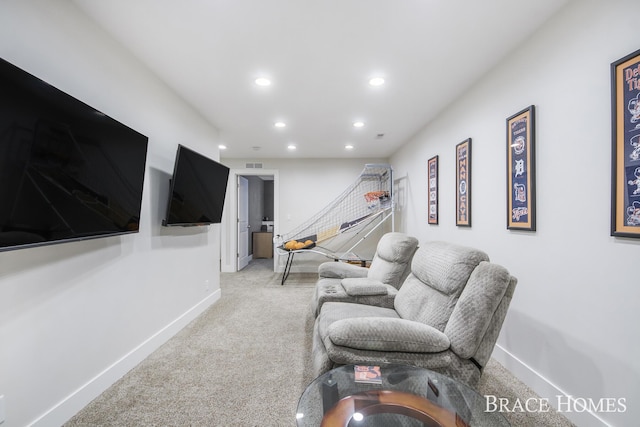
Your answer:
163,145 -> 229,227
0,58 -> 149,252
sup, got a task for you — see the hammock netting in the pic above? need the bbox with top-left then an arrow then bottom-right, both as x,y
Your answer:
275,163 -> 393,259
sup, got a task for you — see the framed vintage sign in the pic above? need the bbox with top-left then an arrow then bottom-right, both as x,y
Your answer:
428,155 -> 439,224
507,105 -> 536,231
456,139 -> 471,226
611,48 -> 640,238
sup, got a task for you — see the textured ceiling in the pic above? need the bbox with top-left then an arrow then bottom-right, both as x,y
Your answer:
74,0 -> 568,158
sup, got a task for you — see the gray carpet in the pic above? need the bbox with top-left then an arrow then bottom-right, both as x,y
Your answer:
65,258 -> 575,426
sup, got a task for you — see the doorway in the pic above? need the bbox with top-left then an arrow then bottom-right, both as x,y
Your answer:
222,168 -> 278,273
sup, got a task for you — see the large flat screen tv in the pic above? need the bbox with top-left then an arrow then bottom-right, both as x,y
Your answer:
0,58 -> 149,252
163,145 -> 229,226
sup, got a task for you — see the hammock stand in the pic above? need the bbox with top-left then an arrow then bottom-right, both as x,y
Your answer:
275,164 -> 394,285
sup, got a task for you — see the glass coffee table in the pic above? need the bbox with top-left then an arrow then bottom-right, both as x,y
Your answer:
296,364 -> 510,427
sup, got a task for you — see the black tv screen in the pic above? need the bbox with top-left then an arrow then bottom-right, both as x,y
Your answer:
163,145 -> 229,226
0,58 -> 149,252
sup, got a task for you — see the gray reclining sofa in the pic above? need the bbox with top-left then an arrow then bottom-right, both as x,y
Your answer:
312,240 -> 517,388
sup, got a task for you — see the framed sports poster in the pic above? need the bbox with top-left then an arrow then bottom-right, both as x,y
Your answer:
428,155 -> 439,224
611,48 -> 640,238
456,139 -> 471,226
507,105 -> 536,231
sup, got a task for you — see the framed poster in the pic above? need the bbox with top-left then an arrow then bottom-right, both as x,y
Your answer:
507,105 -> 536,231
456,139 -> 471,227
428,155 -> 439,224
611,48 -> 640,238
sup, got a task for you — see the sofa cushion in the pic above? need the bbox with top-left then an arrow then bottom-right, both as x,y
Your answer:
327,317 -> 450,352
366,232 -> 419,288
317,302 -> 399,341
341,278 -> 388,296
394,241 -> 489,329
410,241 -> 489,295
315,302 -> 454,373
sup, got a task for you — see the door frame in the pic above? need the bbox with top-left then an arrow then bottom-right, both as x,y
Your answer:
221,168 -> 279,273
237,175 -> 251,270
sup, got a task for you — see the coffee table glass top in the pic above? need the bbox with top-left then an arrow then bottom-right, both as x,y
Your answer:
296,364 -> 510,427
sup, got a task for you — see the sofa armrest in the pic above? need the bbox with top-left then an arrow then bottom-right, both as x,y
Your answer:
318,262 -> 369,279
327,317 -> 450,353
341,278 -> 388,296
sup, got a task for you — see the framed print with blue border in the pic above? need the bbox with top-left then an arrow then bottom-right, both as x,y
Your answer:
507,106 -> 536,231
611,48 -> 640,238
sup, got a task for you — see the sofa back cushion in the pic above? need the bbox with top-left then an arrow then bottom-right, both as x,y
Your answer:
367,232 -> 419,289
394,241 -> 489,330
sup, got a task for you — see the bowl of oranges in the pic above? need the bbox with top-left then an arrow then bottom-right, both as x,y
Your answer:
282,235 -> 316,251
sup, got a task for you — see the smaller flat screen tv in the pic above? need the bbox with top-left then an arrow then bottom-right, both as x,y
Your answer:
0,58 -> 149,252
163,145 -> 229,226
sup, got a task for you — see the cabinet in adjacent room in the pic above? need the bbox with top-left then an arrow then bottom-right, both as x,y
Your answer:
253,232 -> 273,258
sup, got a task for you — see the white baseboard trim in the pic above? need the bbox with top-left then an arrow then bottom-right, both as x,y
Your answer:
492,344 -> 613,427
29,289 -> 221,427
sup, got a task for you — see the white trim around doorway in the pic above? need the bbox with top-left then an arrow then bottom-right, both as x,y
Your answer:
221,168 -> 279,273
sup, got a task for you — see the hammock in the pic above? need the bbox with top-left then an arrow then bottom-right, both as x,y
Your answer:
275,164 -> 394,283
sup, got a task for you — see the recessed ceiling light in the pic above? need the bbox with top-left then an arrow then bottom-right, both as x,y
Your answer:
353,121 -> 365,128
274,121 -> 286,128
345,144 -> 354,150
369,77 -> 385,86
254,77 -> 271,86
287,144 -> 297,150
218,144 -> 227,150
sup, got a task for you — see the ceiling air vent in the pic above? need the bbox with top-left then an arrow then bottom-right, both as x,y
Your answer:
245,163 -> 263,169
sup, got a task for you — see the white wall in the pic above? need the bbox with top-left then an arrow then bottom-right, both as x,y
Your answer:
221,158 -> 389,272
390,1 -> 638,426
0,2 -> 223,426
